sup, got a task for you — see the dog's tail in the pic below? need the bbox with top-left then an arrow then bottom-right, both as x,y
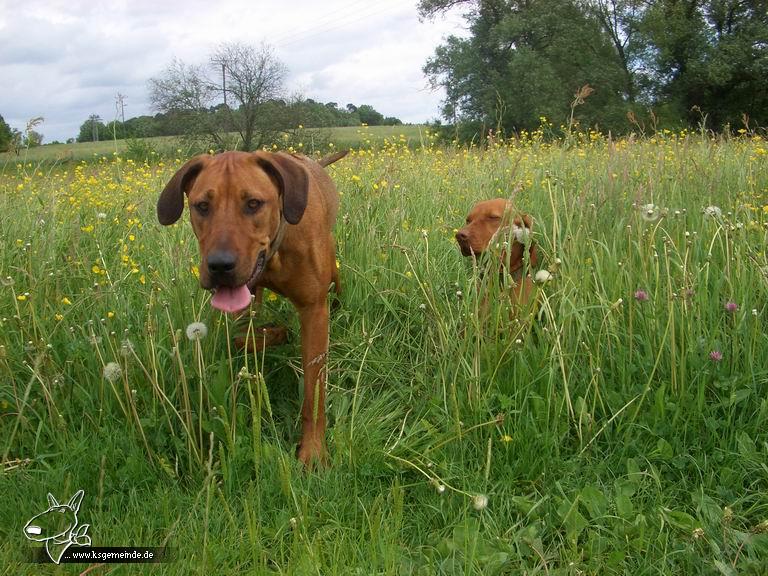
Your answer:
318,150 -> 349,167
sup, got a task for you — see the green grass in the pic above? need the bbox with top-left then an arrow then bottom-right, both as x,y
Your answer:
1,132 -> 767,574
0,125 -> 427,166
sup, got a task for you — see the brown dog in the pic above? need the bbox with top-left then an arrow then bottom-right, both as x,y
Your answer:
455,198 -> 539,312
157,150 -> 347,466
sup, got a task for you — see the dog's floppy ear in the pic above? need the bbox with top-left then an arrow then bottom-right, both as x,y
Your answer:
255,152 -> 309,225
157,155 -> 209,225
507,214 -> 537,273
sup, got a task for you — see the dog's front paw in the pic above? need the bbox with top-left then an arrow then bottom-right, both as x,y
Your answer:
296,438 -> 328,469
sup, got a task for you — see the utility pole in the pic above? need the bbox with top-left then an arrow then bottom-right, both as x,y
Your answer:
222,64 -> 227,107
89,114 -> 101,142
115,93 -> 127,124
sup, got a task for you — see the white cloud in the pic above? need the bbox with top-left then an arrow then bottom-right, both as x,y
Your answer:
0,0 -> 466,142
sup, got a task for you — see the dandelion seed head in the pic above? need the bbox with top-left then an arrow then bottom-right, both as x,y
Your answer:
534,269 -> 552,283
186,322 -> 208,341
472,494 -> 489,511
103,362 -> 122,382
640,203 -> 660,222
704,205 -> 722,218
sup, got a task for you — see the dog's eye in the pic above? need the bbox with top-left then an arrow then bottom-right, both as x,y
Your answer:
488,215 -> 501,221
246,199 -> 264,214
194,201 -> 210,216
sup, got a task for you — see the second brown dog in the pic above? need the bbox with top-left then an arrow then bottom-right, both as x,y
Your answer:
455,198 -> 539,312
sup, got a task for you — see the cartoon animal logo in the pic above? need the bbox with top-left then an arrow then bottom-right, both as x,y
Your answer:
23,490 -> 91,564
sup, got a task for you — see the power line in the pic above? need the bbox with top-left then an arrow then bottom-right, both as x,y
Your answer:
274,0 -> 413,48
270,0 -> 374,45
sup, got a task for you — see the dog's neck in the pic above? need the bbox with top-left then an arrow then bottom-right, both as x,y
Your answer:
264,213 -> 288,264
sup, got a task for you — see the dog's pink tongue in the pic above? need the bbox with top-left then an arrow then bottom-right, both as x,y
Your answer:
211,285 -> 251,313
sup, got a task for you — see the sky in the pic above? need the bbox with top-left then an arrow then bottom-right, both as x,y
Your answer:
0,0 -> 467,143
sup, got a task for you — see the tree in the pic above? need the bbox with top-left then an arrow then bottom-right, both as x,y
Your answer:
149,43 -> 288,151
0,114 -> 12,152
356,104 -> 385,126
149,58 -> 222,146
422,0 -> 631,135
78,115 -> 107,143
580,0 -> 650,105
421,0 -> 768,134
211,42 -> 288,150
23,130 -> 44,147
638,0 -> 768,128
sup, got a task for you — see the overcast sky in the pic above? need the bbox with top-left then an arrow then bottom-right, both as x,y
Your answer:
0,0 -> 466,143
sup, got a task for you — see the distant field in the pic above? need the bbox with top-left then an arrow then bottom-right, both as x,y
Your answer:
0,125 -> 428,165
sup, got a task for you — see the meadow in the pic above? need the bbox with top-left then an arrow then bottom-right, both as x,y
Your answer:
1,126 -> 767,574
0,124 -> 427,165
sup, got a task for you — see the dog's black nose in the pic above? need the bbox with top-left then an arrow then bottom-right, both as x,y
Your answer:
207,250 -> 237,275
455,230 -> 468,243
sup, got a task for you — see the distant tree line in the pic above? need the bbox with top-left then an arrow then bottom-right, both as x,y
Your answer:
420,0 -> 768,136
76,99 -> 401,144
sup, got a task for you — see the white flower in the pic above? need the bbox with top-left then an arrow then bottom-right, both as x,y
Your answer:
472,494 -> 489,511
186,321 -> 208,341
704,205 -> 722,218
103,362 -> 122,383
534,269 -> 552,283
97,212 -> 107,220
511,223 -> 531,244
640,203 -> 660,222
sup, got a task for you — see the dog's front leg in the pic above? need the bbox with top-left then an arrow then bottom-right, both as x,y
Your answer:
296,301 -> 329,467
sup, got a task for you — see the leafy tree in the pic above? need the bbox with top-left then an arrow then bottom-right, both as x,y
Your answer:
423,0 -> 630,134
0,114 -> 12,152
23,130 -> 43,147
77,115 -> 108,143
421,0 -> 768,134
356,104 -> 385,126
639,0 -> 768,128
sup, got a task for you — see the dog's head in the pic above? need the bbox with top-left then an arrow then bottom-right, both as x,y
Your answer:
455,198 -> 537,273
157,151 -> 309,312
